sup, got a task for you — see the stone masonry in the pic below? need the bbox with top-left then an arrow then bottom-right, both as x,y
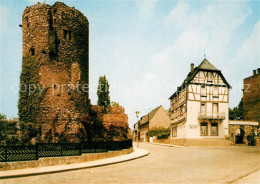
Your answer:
19,2 -> 130,142
21,2 -> 89,138
91,106 -> 129,141
243,69 -> 260,124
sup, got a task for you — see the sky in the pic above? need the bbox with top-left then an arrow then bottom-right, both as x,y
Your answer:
0,0 -> 259,129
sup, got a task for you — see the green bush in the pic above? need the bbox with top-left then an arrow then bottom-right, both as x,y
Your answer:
5,136 -> 20,145
148,127 -> 170,139
247,134 -> 256,146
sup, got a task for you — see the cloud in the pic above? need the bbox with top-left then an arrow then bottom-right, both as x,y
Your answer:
227,20 -> 260,98
234,20 -> 260,65
126,0 -> 252,127
135,0 -> 158,19
155,0 -> 251,78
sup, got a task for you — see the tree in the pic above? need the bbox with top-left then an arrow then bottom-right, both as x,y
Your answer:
97,75 -> 110,112
111,101 -> 120,106
0,113 -> 6,120
229,108 -> 235,120
229,97 -> 243,120
238,97 -> 243,118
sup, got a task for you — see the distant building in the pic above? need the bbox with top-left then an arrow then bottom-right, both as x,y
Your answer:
134,106 -> 170,142
169,59 -> 231,146
243,68 -> 260,124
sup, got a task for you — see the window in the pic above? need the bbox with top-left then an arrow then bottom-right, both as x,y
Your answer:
200,122 -> 208,136
29,47 -> 35,56
211,122 -> 218,136
207,72 -> 213,82
63,29 -> 73,41
68,30 -> 72,40
213,86 -> 218,98
63,30 -> 68,40
172,126 -> 177,137
25,16 -> 29,28
201,86 -> 206,97
213,103 -> 218,117
201,103 -> 206,114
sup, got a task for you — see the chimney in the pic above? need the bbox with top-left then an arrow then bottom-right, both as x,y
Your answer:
190,63 -> 194,73
253,70 -> 256,76
257,68 -> 260,75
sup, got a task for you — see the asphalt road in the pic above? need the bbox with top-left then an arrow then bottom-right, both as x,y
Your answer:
1,143 -> 260,184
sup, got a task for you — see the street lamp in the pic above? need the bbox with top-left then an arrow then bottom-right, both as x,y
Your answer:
135,111 -> 140,148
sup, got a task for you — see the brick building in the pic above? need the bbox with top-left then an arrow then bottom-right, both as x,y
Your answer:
243,69 -> 260,124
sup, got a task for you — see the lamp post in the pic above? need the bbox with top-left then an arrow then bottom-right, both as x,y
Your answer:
147,108 -> 151,142
135,111 -> 140,148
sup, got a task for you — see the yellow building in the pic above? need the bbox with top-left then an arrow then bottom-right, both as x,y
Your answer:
134,106 -> 171,142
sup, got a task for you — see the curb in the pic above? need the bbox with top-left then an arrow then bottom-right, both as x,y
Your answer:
0,147 -> 149,179
146,142 -> 184,148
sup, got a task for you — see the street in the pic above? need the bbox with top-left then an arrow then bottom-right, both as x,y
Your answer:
1,143 -> 260,184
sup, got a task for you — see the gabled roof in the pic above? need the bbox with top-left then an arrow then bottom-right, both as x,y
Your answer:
138,105 -> 162,125
169,58 -> 231,100
198,58 -> 219,71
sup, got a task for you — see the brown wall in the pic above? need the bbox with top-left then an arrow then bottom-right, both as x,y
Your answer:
91,105 -> 129,141
149,107 -> 171,129
243,73 -> 260,123
21,2 -> 89,137
139,106 -> 171,142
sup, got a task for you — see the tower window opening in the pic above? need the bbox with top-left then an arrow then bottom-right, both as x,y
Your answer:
25,16 -> 29,28
63,29 -> 72,40
63,30 -> 68,40
68,31 -> 72,40
29,47 -> 35,56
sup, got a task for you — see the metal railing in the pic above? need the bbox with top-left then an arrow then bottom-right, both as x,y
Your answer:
0,140 -> 133,162
198,112 -> 226,120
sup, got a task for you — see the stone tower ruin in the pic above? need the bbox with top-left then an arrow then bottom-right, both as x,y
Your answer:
19,2 -> 89,139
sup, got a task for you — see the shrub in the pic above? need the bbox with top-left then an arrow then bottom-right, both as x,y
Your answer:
247,134 -> 256,146
148,127 -> 170,139
5,136 -> 20,145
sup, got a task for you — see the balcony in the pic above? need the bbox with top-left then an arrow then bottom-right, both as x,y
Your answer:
198,112 -> 226,120
171,114 -> 186,124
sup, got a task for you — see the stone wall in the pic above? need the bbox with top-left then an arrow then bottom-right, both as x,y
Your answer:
229,124 -> 258,140
91,105 -> 129,141
19,2 -> 89,140
243,71 -> 260,123
0,148 -> 133,171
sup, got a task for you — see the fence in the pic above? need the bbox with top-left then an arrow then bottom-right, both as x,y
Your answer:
0,140 -> 132,162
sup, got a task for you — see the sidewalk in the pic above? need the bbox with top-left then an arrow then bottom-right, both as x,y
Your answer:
0,147 -> 149,179
232,169 -> 260,184
145,142 -> 184,148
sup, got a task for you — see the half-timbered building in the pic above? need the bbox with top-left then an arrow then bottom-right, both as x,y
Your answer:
169,59 -> 231,145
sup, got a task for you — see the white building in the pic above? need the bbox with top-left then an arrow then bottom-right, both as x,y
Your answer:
169,59 -> 231,146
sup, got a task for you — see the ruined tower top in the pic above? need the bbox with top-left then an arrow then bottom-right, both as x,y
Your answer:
22,1 -> 89,62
